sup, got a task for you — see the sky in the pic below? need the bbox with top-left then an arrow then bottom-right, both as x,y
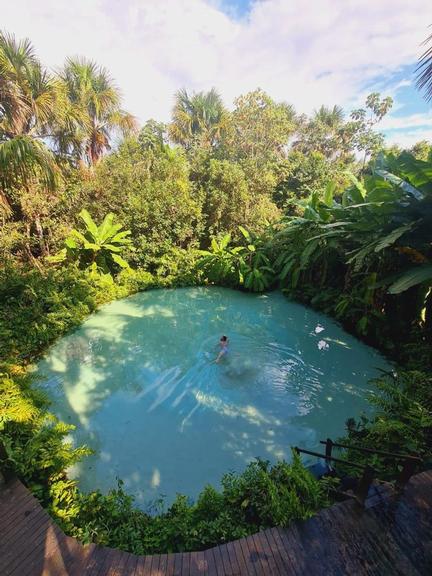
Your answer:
2,0 -> 432,148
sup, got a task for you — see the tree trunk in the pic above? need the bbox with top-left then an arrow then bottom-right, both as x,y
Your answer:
34,214 -> 47,257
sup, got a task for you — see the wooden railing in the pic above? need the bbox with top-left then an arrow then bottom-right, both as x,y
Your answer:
295,437 -> 423,506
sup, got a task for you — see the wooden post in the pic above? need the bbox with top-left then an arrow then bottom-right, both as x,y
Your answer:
355,465 -> 375,506
396,458 -> 418,490
325,438 -> 333,464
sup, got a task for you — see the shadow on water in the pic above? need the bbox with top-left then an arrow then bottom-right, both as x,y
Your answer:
35,287 -> 391,508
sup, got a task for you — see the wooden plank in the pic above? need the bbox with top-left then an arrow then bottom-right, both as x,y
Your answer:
0,484 -> 34,523
210,545 -> 225,576
107,550 -> 132,575
134,556 -> 148,576
0,497 -> 46,547
0,478 -> 27,504
0,487 -> 39,535
70,543 -> 101,576
93,547 -> 122,576
329,502 -> 409,575
230,537 -> 250,576
237,538 -> 257,576
142,554 -> 154,575
0,471 -> 431,576
275,525 -> 309,576
364,504 -> 424,575
263,528 -> 293,576
11,522 -> 68,576
308,506 -> 362,576
150,554 -> 160,574
37,527 -> 75,576
251,532 -> 279,576
293,513 -> 336,575
181,552 -> 191,576
173,553 -> 183,576
87,546 -> 111,576
165,553 -> 176,576
158,554 -> 169,575
312,507 -> 358,575
268,528 -> 298,576
0,512 -> 53,574
0,477 -> 21,499
217,544 -> 233,575
190,550 -> 207,575
225,541 -> 241,575
123,552 -> 139,576
203,548 -> 218,576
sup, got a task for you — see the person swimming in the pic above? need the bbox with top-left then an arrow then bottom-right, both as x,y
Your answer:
214,335 -> 229,363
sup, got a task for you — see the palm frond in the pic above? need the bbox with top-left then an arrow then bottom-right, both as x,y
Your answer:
0,136 -> 58,191
416,30 -> 432,101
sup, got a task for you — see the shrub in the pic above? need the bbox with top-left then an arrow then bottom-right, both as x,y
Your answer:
57,453 -> 328,554
337,370 -> 432,479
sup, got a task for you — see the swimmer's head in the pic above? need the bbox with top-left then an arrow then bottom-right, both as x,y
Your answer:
220,335 -> 228,342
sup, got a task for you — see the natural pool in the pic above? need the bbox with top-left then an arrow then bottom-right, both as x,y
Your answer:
37,287 -> 391,508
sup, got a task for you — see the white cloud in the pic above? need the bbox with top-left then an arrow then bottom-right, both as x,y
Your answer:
1,0 -> 431,124
385,128 -> 432,148
380,112 -> 432,131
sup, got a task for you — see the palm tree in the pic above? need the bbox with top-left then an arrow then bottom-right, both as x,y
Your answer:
0,31 -> 59,215
169,88 -> 227,149
416,29 -> 432,101
313,105 -> 344,128
58,58 -> 137,164
293,105 -> 346,160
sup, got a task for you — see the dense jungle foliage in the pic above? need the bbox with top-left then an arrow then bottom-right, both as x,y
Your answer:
0,30 -> 431,553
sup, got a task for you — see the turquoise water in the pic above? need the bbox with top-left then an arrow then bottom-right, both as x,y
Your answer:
37,287 -> 390,508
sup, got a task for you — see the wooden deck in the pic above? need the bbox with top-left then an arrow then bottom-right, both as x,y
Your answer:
1,471 -> 431,575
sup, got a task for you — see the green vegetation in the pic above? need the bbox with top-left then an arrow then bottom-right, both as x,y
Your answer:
51,209 -> 133,273
60,454 -> 329,553
1,30 -> 431,554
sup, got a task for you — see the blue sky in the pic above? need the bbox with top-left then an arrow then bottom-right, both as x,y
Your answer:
218,0 -> 253,18
2,0 -> 431,148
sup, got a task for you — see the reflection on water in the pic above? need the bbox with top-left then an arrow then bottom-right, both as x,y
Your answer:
36,287 -> 390,508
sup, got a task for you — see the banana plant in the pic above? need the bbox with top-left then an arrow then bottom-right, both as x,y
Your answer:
50,209 -> 133,274
271,151 -> 432,337
237,226 -> 275,292
198,228 -> 275,291
198,234 -> 243,286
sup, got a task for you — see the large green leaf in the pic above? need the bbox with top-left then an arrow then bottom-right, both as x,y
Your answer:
111,230 -> 132,244
391,152 -> 432,190
388,265 -> 432,294
323,182 -> 335,207
83,242 -> 101,251
301,239 -> 319,268
220,234 -> 231,250
308,229 -> 346,241
79,209 -> 99,240
346,241 -> 378,270
111,253 -> 130,268
98,213 -> 115,242
374,169 -> 423,201
64,237 -> 77,249
238,226 -> 251,241
374,222 -> 417,253
346,173 -> 367,200
103,244 -> 121,253
70,229 -> 88,244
